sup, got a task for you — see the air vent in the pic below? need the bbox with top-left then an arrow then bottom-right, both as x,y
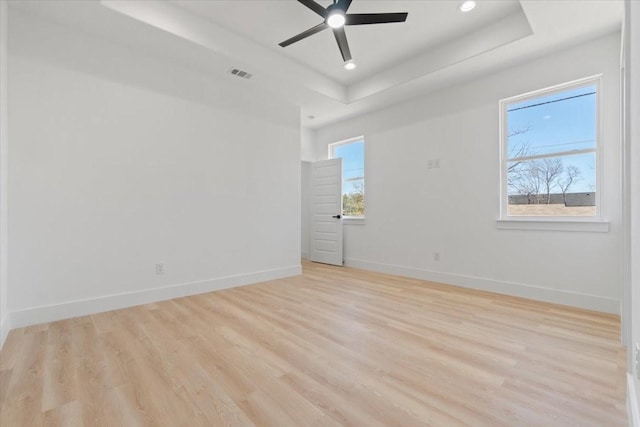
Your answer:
228,67 -> 253,80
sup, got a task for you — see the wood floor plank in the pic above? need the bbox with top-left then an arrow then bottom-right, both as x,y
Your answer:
0,328 -> 25,371
0,261 -> 628,426
42,320 -> 78,412
43,400 -> 84,427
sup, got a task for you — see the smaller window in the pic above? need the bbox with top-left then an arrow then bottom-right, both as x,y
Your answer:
329,137 -> 365,218
500,76 -> 601,219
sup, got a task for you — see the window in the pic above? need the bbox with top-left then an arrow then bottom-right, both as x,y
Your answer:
329,137 -> 365,218
500,76 -> 601,219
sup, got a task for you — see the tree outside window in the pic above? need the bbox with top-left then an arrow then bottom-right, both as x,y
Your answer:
501,77 -> 600,218
329,138 -> 365,217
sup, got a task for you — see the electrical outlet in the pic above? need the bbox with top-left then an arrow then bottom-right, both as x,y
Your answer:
434,158 -> 440,169
427,159 -> 433,169
155,263 -> 165,275
433,252 -> 440,262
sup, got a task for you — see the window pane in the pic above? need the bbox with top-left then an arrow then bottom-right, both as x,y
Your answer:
507,84 -> 596,159
507,152 -> 596,216
331,139 -> 365,217
343,177 -> 364,217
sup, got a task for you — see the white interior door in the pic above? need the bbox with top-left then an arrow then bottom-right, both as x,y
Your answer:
310,158 -> 343,266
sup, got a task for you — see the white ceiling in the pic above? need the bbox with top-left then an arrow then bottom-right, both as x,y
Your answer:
9,0 -> 624,129
174,0 -> 523,85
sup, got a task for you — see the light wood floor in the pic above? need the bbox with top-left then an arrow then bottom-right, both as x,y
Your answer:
0,261 -> 627,426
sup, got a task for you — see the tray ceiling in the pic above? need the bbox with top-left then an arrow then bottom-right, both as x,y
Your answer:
9,0 -> 624,128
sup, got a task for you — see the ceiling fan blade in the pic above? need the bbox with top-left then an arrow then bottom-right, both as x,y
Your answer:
279,23 -> 328,48
336,0 -> 353,12
332,27 -> 352,62
345,12 -> 408,26
297,0 -> 327,18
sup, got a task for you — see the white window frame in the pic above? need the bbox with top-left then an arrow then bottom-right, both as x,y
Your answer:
497,75 -> 609,232
329,136 -> 365,221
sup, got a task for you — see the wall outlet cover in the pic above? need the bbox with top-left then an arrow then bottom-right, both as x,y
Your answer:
155,263 -> 165,275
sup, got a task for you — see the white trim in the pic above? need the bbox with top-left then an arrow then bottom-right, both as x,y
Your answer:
510,148 -> 596,163
0,314 -> 9,349
343,217 -> 366,225
343,258 -> 619,314
301,251 -> 309,260
499,74 -> 603,221
9,265 -> 301,329
327,135 -> 365,157
499,98 -> 508,218
496,219 -> 609,232
0,0 -> 8,352
620,16 -> 626,69
629,373 -> 640,427
328,136 -> 366,218
500,74 -> 603,106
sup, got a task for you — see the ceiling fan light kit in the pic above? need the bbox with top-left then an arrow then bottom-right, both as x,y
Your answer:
344,61 -> 356,70
326,7 -> 346,28
459,1 -> 477,13
279,0 -> 408,64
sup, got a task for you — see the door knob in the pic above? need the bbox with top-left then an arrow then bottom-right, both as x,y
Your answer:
332,214 -> 342,219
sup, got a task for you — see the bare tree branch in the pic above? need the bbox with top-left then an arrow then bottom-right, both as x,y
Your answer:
508,126 -> 532,137
558,165 -> 581,205
506,126 -> 533,191
540,158 -> 563,204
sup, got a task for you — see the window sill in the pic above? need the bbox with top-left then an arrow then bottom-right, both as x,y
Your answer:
496,218 -> 609,232
343,217 -> 366,225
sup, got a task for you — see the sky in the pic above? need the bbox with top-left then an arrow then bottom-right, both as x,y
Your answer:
332,140 -> 364,195
507,84 -> 597,194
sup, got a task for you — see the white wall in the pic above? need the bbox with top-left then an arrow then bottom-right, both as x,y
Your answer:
313,33 -> 622,314
626,0 -> 640,423
7,10 -> 301,328
301,161 -> 311,260
300,128 -> 315,260
301,127 -> 316,163
0,1 -> 9,346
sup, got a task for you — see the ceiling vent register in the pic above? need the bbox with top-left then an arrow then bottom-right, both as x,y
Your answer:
228,68 -> 253,80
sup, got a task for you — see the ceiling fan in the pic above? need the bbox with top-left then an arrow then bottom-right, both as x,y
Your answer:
279,0 -> 408,63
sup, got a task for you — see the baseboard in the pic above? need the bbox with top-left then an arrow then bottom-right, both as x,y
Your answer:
630,373 -> 640,427
0,314 -> 9,349
9,264 -> 301,329
301,251 -> 309,260
344,258 -> 619,314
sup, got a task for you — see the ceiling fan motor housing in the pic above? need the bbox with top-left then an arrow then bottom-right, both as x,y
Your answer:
279,0 -> 408,63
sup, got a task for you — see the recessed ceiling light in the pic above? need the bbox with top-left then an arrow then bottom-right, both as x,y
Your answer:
459,1 -> 476,12
327,9 -> 346,28
344,61 -> 357,70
